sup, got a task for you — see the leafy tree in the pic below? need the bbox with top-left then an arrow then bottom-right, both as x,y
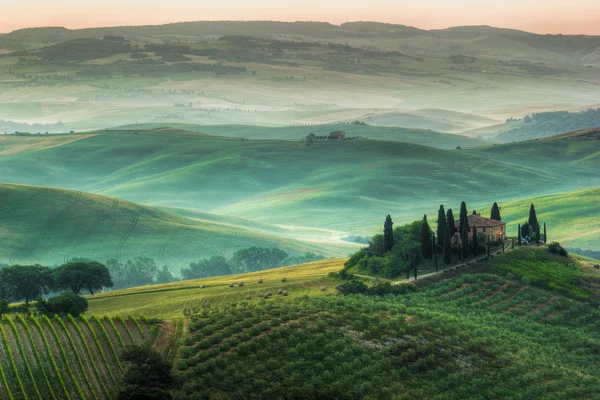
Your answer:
383,215 -> 395,252
528,204 -> 538,230
117,345 -> 176,400
182,256 -> 232,280
230,247 -> 289,273
436,205 -> 446,246
419,215 -> 433,261
490,202 -> 501,221
446,208 -> 455,240
390,237 -> 420,279
54,261 -> 113,295
0,265 -> 54,304
124,257 -> 158,288
155,266 -> 178,284
369,234 -> 386,255
36,291 -> 88,317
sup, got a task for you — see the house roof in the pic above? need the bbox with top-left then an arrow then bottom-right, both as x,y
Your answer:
455,214 -> 506,228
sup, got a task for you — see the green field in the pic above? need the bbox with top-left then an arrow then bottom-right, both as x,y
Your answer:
79,247 -> 600,399
0,314 -> 151,400
0,183 -> 356,270
1,128 -> 599,246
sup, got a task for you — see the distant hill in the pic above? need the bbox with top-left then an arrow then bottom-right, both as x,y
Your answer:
0,183 -> 355,270
1,128 -> 599,245
492,110 -> 600,142
1,21 -> 599,65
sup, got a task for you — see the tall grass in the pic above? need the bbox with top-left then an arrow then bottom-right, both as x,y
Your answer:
4,316 -> 43,400
0,323 -> 27,399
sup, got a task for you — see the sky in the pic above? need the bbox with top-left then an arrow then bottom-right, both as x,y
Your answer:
1,0 -> 600,35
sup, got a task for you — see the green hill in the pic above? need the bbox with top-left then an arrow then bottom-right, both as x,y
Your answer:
0,314 -> 151,400
82,248 -> 600,399
1,128 -> 600,246
111,123 -> 489,148
0,183 -> 356,270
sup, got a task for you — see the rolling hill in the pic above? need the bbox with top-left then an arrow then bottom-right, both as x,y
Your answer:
0,183 -> 357,271
1,127 -> 600,249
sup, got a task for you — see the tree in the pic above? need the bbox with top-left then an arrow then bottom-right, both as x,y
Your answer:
230,247 -> 289,273
117,345 -> 176,400
419,215 -> 433,261
383,215 -> 395,252
155,266 -> 178,284
459,201 -> 470,259
472,227 -> 478,256
518,223 -> 522,245
124,257 -> 158,288
544,223 -> 547,243
432,233 -> 438,272
436,205 -> 446,246
0,265 -> 54,304
443,229 -> 452,265
446,208 -> 455,240
36,291 -> 88,317
54,261 -> 113,295
536,223 -> 541,246
490,202 -> 501,221
528,204 -> 538,230
335,280 -> 368,295
182,256 -> 233,280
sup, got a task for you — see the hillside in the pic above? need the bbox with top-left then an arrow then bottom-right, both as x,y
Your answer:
0,183 -> 356,271
111,123 -> 490,148
0,314 -> 151,400
81,247 -> 600,399
1,129 -> 600,248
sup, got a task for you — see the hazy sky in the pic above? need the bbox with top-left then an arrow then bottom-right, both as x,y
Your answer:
1,0 -> 599,35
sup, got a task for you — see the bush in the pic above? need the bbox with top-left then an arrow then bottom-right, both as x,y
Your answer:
548,242 -> 568,257
335,281 -> 368,295
36,291 -> 88,316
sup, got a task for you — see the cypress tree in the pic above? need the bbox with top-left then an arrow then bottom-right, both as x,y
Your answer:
443,229 -> 452,265
490,202 -> 501,221
544,222 -> 547,243
446,209 -> 456,241
472,226 -> 478,256
458,244 -> 462,261
461,221 -> 469,259
414,263 -> 417,280
487,235 -> 491,258
536,223 -> 541,246
383,215 -> 394,252
528,204 -> 538,230
420,215 -> 433,261
517,223 -> 522,245
459,201 -> 468,234
437,205 -> 446,246
432,233 -> 438,272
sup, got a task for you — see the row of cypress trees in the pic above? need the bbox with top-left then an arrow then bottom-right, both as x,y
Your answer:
517,204 -> 546,246
419,201 -> 503,271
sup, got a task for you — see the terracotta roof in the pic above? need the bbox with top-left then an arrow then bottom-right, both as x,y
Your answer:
454,214 -> 505,228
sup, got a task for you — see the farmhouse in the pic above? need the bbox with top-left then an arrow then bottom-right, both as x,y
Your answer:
329,130 -> 347,140
454,212 -> 506,242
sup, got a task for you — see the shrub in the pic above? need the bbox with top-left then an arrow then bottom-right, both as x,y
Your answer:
336,281 -> 368,295
548,242 -> 568,257
36,291 -> 88,316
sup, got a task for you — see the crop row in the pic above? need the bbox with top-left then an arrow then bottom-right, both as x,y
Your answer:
0,315 -> 151,399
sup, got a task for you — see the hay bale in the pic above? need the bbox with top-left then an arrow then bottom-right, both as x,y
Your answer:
281,277 -> 287,282
245,295 -> 251,300
277,288 -> 283,294
594,264 -> 599,270
320,286 -> 326,292
263,293 -> 270,299
200,284 -> 206,289
282,291 -> 288,296
238,282 -> 244,287
229,283 -> 234,288
258,278 -> 263,283
267,291 -> 273,297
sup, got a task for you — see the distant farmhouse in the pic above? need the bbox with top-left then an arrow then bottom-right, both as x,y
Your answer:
454,212 -> 506,243
305,130 -> 347,144
329,131 -> 347,140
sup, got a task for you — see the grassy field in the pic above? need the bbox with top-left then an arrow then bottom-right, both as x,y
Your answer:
0,314 -> 152,400
501,187 -> 600,251
0,183 -> 356,270
111,123 -> 490,148
87,258 -> 346,320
